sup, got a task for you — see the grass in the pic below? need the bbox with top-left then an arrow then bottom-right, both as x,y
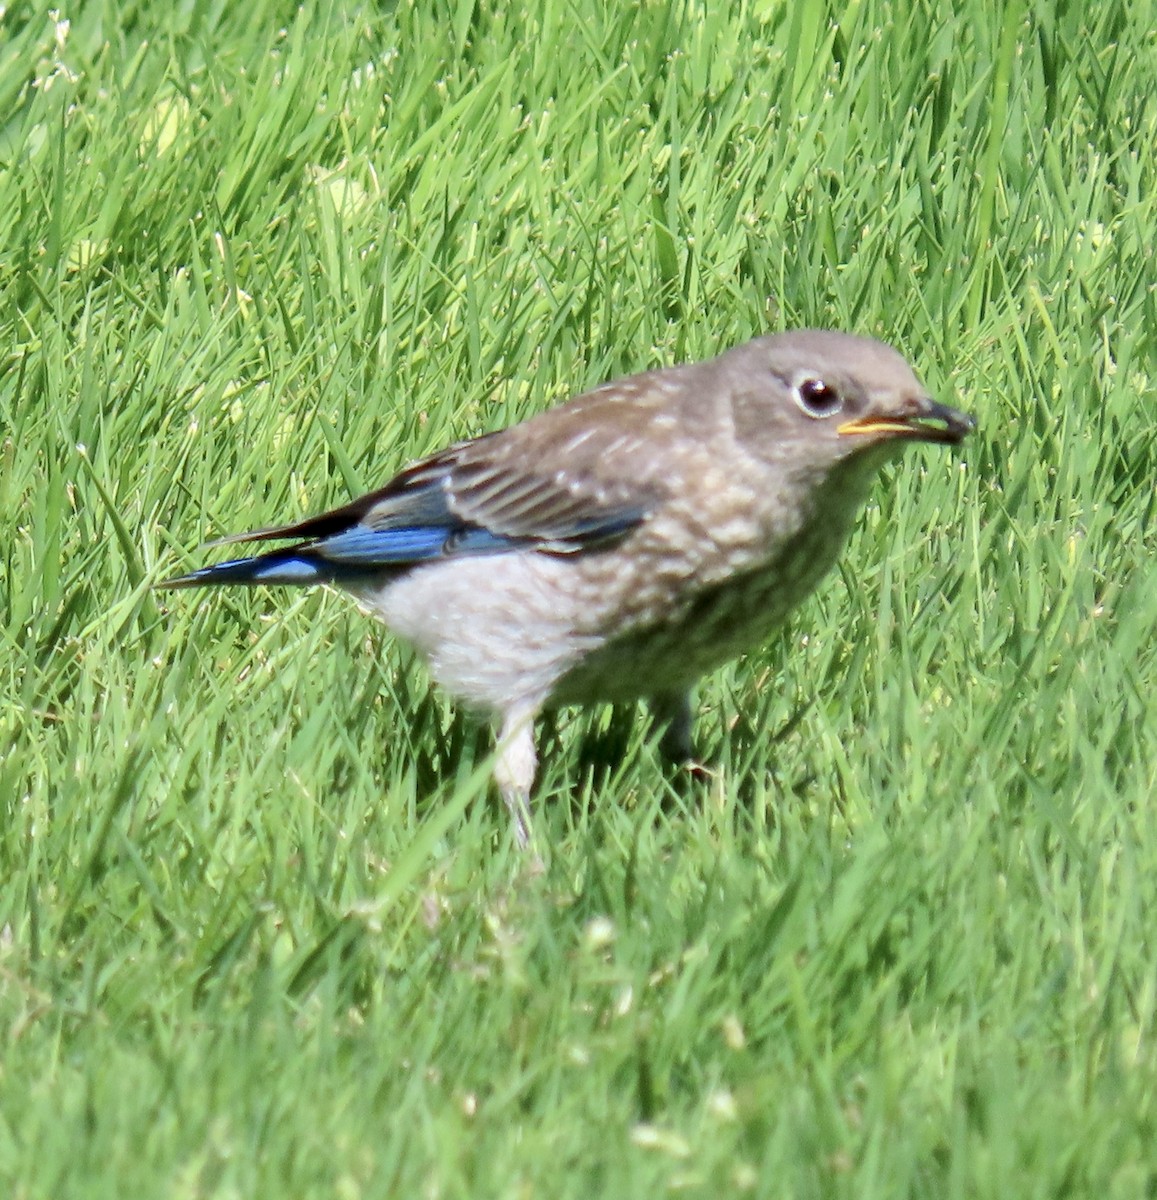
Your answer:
1,0 -> 1155,1195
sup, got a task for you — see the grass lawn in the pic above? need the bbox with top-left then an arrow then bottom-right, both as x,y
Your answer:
2,0 -> 1155,1195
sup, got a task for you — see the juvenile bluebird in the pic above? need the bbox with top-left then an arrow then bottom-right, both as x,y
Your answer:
161,331 -> 974,845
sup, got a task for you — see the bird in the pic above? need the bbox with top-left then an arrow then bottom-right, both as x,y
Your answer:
160,330 -> 974,846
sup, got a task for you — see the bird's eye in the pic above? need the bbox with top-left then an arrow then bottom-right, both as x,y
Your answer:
793,377 -> 843,419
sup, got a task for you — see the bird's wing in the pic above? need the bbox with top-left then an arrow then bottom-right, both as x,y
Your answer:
210,378 -> 677,570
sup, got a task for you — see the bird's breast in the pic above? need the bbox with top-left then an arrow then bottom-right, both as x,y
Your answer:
553,459 -> 880,704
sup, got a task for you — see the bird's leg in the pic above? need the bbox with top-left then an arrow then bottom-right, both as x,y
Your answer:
494,708 -> 538,849
651,692 -> 715,795
650,691 -> 696,764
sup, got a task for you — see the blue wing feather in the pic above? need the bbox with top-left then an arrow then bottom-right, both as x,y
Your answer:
162,398 -> 665,590
317,525 -> 455,563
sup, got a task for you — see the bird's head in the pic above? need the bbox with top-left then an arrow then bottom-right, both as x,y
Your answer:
727,330 -> 974,474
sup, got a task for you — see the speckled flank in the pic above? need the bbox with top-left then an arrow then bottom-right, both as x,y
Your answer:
556,452 -> 890,704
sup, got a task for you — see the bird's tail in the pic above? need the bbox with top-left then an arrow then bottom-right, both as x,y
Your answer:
157,549 -> 350,589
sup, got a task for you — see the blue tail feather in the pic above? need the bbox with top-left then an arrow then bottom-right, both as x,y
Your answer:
159,552 -> 350,589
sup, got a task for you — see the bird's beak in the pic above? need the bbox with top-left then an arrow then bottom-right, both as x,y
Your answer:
837,397 -> 975,446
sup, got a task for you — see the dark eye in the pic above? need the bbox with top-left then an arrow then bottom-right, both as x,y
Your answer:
793,377 -> 843,418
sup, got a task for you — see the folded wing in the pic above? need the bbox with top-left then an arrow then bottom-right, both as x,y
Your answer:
160,377 -> 679,588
